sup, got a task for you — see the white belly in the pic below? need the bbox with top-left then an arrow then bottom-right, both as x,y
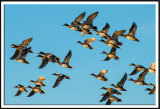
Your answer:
108,44 -> 114,47
126,36 -> 135,40
108,54 -> 114,58
109,40 -> 116,44
61,64 -> 68,68
83,45 -> 89,48
136,82 -> 143,85
70,27 -> 77,31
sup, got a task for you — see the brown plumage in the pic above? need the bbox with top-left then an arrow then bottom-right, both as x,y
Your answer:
76,38 -> 96,49
14,84 -> 28,96
90,70 -> 108,81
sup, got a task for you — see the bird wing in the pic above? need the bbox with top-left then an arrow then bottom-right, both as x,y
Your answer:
104,56 -> 111,61
129,68 -> 141,75
15,90 -> 23,96
10,49 -> 20,60
73,11 -> 86,24
101,23 -> 110,33
150,63 -> 156,70
84,38 -> 96,45
62,50 -> 72,64
100,92 -> 111,102
112,30 -> 126,41
128,22 -> 137,36
21,37 -> 33,48
27,90 -> 36,97
105,99 -> 113,105
86,11 -> 98,24
137,69 -> 148,81
39,56 -> 49,69
38,77 -> 46,83
99,70 -> 108,76
117,73 -> 127,87
110,47 -> 117,55
53,76 -> 64,88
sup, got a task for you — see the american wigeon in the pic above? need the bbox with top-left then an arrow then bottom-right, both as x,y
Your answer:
37,52 -> 60,69
27,85 -> 45,97
100,87 -> 122,102
81,11 -> 98,30
52,73 -> 70,88
100,30 -> 126,48
14,84 -> 28,96
30,77 -> 46,87
128,69 -> 149,85
76,38 -> 96,49
129,63 -> 146,75
10,37 -> 33,64
122,22 -> 140,42
110,73 -> 127,91
93,23 -> 111,38
90,70 -> 108,81
57,50 -> 72,69
63,12 -> 85,32
101,47 -> 119,61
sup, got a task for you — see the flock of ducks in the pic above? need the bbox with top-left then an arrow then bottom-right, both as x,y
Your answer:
11,11 -> 156,105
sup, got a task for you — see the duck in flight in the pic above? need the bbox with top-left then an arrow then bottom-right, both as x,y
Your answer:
52,73 -> 70,88
27,85 -> 45,97
37,51 -> 60,69
129,63 -> 146,75
30,77 -> 46,87
90,70 -> 108,81
110,73 -> 127,91
76,38 -> 96,49
57,50 -> 72,69
14,84 -> 28,96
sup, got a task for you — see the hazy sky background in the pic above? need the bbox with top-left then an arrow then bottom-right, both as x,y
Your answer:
4,3 -> 156,105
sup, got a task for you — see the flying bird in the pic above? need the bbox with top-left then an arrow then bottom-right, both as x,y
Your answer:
52,73 -> 70,88
10,37 -> 33,64
100,87 -> 122,102
14,84 -> 28,96
128,68 -> 150,85
104,95 -> 122,105
90,70 -> 108,81
129,63 -> 146,75
37,51 -> 60,69
30,77 -> 46,87
122,22 -> 140,42
27,85 -> 45,97
63,12 -> 86,32
57,50 -> 72,69
101,47 -> 119,61
76,38 -> 96,49
110,73 -> 127,91
93,23 -> 111,38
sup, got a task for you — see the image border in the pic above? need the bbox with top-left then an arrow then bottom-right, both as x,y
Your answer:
1,1 -> 159,108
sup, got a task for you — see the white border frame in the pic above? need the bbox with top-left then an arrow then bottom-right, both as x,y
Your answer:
1,1 -> 159,108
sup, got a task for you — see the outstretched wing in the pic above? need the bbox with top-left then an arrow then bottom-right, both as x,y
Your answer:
129,68 -> 142,75
137,69 -> 148,81
38,77 -> 46,83
39,56 -> 49,69
10,49 -> 20,60
150,63 -> 156,70
112,30 -> 126,41
128,22 -> 137,36
117,73 -> 127,87
101,23 -> 110,33
27,90 -> 36,97
15,90 -> 23,96
98,70 -> 108,77
84,38 -> 96,45
63,50 -> 72,64
110,47 -> 117,55
86,11 -> 98,24
21,37 -> 33,48
53,76 -> 64,88
73,11 -> 86,24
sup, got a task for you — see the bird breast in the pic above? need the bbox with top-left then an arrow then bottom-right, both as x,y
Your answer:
126,36 -> 135,40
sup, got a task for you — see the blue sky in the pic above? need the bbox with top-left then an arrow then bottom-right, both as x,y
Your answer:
4,3 -> 156,106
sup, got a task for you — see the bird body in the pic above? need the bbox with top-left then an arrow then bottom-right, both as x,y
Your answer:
77,38 -> 96,49
14,84 -> 28,96
90,70 -> 108,81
